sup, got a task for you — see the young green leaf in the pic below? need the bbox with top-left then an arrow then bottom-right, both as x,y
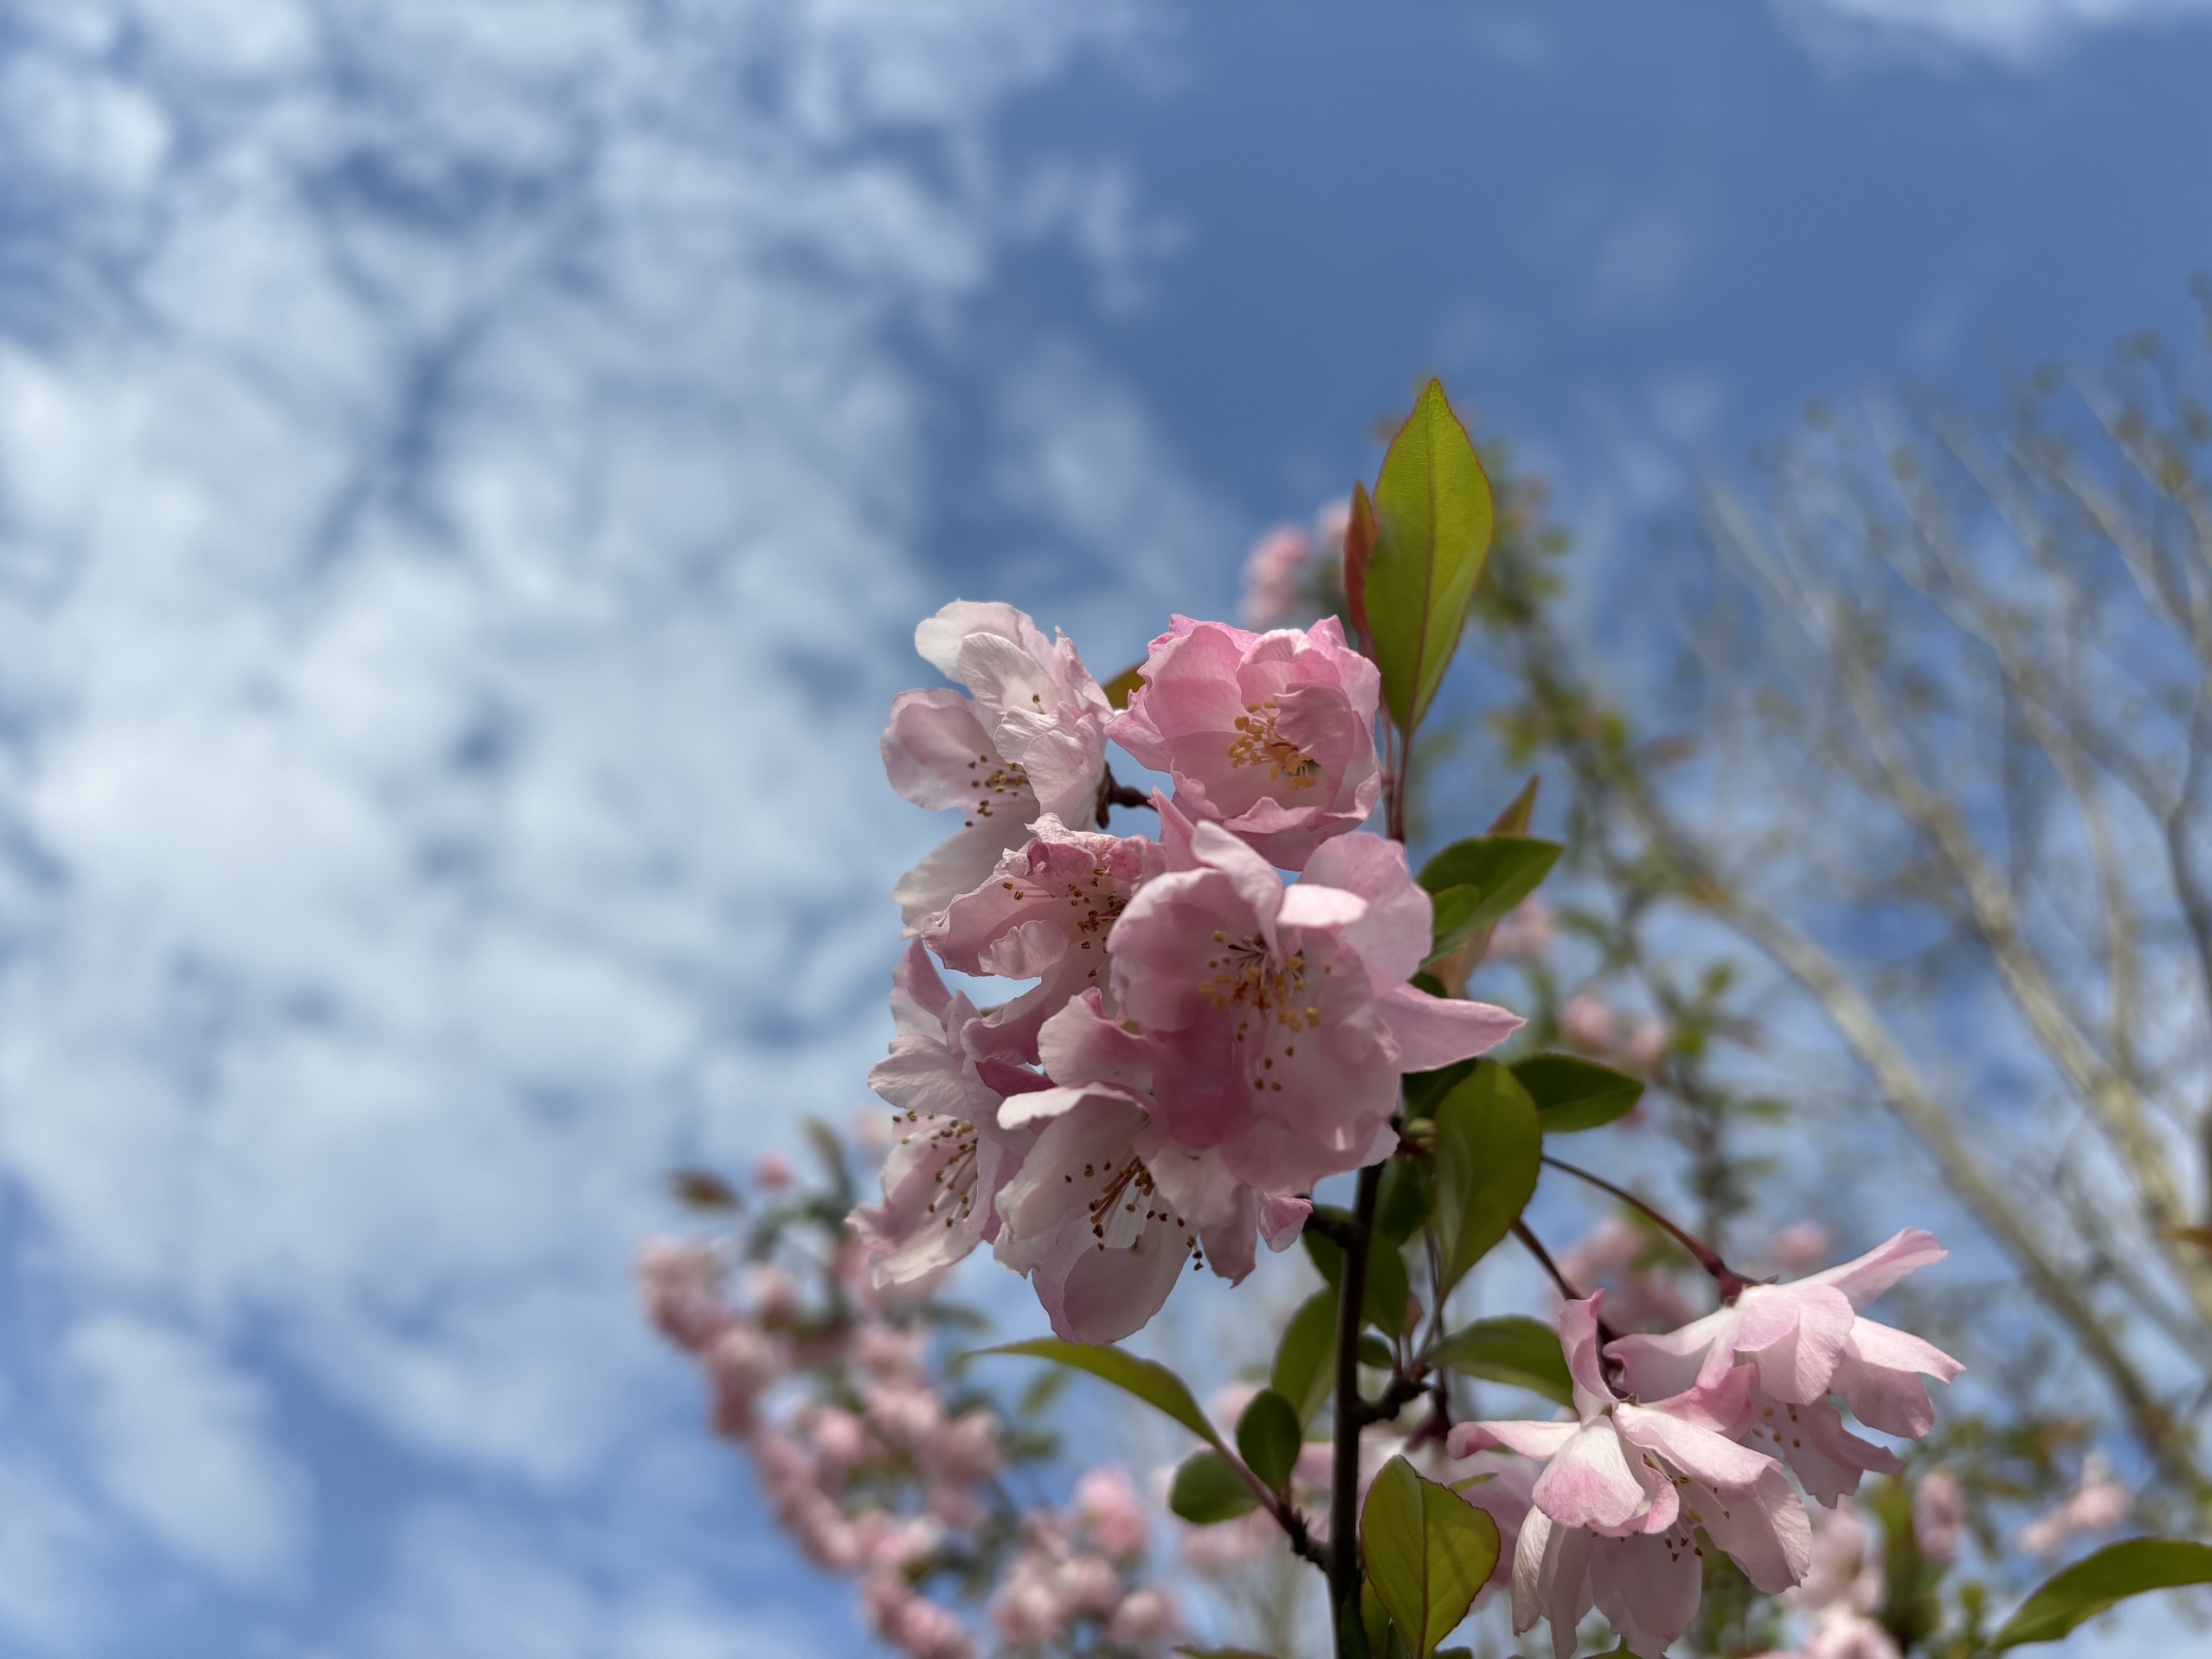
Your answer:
1487,775 -> 1540,838
1360,1456 -> 1500,1658
1235,1388 -> 1303,1492
1512,1054 -> 1646,1133
1169,1450 -> 1263,1525
1432,1061 -> 1542,1295
1427,1315 -> 1574,1408
1101,661 -> 1145,711
1363,380 -> 1495,736
1417,837 -> 1564,962
1345,479 -> 1376,653
1270,1289 -> 1340,1425
1992,1538 -> 2212,1648
973,1338 -> 1225,1452
1402,1058 -> 1479,1122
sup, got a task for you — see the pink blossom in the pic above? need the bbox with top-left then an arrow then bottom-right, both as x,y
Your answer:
924,1410 -> 1004,1486
809,1406 -> 871,1476
883,600 -> 1112,931
2018,1454 -> 2130,1556
1623,1019 -> 1669,1073
1490,897 -> 1556,962
924,818 -> 1166,1059
745,1264 -> 801,1325
1106,1584 -> 1175,1647
702,1325 -> 784,1436
1770,1222 -> 1834,1276
1075,1466 -> 1151,1560
1090,820 -> 1521,1198
1795,1501 -> 1882,1616
1559,993 -> 1615,1052
754,1151 -> 795,1190
989,1564 -> 1064,1646
1556,1216 -> 1697,1335
1803,1611 -> 1904,1659
885,1591 -> 978,1659
988,1083 -> 1199,1343
852,943 -> 1040,1288
1610,1230 -> 1964,1437
637,1238 -> 730,1354
1913,1468 -> 1965,1564
1455,1296 -> 1810,1659
1179,1508 -> 1277,1577
852,1322 -> 929,1382
1239,524 -> 1315,630
865,1379 -> 945,1450
1108,615 -> 1382,869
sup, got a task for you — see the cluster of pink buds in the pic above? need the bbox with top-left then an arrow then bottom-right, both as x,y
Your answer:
1557,991 -> 1670,1077
638,1146 -> 1176,1657
863,600 -> 1521,1341
1450,1231 -> 1963,1657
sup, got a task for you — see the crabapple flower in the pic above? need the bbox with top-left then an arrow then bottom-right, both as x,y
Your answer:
1074,1467 -> 1151,1561
925,817 -> 1166,1059
1912,1468 -> 1965,1564
1610,1229 -> 1964,1439
1088,820 -> 1521,1199
883,601 -> 1111,931
2018,1454 -> 2130,1556
1239,524 -> 1317,630
1109,615 -> 1381,869
851,943 -> 1042,1287
1452,1296 -> 1811,1659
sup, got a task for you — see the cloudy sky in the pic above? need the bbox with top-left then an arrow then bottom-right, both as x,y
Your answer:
0,2 -> 2206,1654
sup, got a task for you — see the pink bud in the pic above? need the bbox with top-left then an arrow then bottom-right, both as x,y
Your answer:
809,1407 -> 871,1476
1559,993 -> 1615,1051
1623,1019 -> 1669,1073
1074,1466 -> 1150,1560
636,1238 -> 730,1354
1107,1585 -> 1175,1647
754,1151 -> 795,1190
1912,1469 -> 1965,1565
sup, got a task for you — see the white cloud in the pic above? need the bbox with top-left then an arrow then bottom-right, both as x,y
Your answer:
0,0 -> 1201,1646
1783,0 -> 2212,62
62,1316 -> 309,1587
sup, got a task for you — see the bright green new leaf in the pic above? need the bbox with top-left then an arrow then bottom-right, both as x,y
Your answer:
1101,661 -> 1145,710
1513,1054 -> 1646,1133
1236,1388 -> 1303,1492
1432,1061 -> 1542,1295
1360,1456 -> 1500,1658
1417,837 -> 1564,962
1365,380 -> 1495,736
1270,1289 -> 1339,1425
1428,1315 -> 1574,1408
1992,1538 -> 2212,1648
1169,1450 -> 1262,1525
974,1338 -> 1225,1453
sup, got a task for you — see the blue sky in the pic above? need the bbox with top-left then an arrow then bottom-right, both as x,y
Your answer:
0,2 -> 2206,1655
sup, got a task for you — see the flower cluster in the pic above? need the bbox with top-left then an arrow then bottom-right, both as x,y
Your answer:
640,1147 -> 1176,1659
1450,1231 -> 1964,1658
863,601 -> 1521,1341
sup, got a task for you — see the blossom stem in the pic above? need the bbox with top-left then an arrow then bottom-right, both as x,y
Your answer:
1540,1153 -> 1751,1302
1329,1161 -> 1383,1650
1094,768 -> 1154,825
1514,1219 -> 1624,1354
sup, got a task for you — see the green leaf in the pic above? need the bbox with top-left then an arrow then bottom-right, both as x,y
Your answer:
1169,1450 -> 1262,1524
1432,1061 -> 1542,1296
1102,661 -> 1145,711
1993,1538 -> 2212,1648
1428,1315 -> 1573,1408
1270,1289 -> 1339,1425
1236,1388 -> 1303,1492
1513,1054 -> 1646,1133
1304,1213 -> 1413,1335
972,1338 -> 1225,1453
1365,380 -> 1495,736
1360,1456 -> 1500,1658
1487,776 -> 1540,838
1402,1058 -> 1478,1122
1359,1333 -> 1396,1369
1376,1155 -> 1437,1246
1417,836 -> 1564,961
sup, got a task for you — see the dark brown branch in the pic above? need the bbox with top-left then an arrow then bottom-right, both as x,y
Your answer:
1329,1162 -> 1381,1654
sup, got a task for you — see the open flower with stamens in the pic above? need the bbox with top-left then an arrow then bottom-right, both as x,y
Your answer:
1108,614 -> 1380,869
924,818 -> 1166,1062
1090,818 -> 1521,1197
883,601 -> 1112,932
852,943 -> 1044,1287
1450,1296 -> 1812,1659
1608,1230 -> 1963,1441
